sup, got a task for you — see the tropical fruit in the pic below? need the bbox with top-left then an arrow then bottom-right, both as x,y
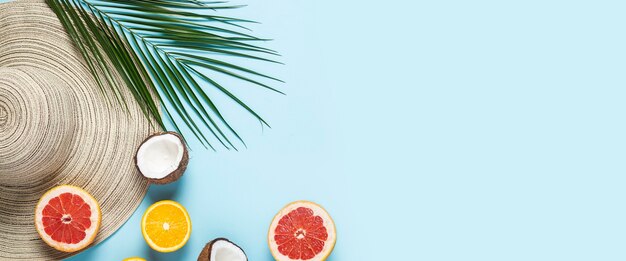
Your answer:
34,185 -> 101,252
198,238 -> 248,261
268,201 -> 336,261
135,132 -> 189,184
141,200 -> 191,252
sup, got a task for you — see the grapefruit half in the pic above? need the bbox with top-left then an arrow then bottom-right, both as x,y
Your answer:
268,201 -> 336,261
34,185 -> 101,252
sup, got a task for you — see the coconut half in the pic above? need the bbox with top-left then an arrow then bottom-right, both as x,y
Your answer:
198,238 -> 248,261
134,132 -> 188,184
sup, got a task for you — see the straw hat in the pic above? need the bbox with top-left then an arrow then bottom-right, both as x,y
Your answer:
0,0 -> 157,259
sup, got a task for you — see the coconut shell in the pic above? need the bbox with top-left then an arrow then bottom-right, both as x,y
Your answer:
134,131 -> 189,185
198,238 -> 247,261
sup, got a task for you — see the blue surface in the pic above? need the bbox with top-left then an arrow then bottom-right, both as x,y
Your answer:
23,0 -> 626,260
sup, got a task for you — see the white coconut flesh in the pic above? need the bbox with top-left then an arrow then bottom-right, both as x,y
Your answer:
136,133 -> 185,179
211,239 -> 247,261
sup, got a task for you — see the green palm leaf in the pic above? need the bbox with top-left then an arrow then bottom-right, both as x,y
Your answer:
46,0 -> 281,150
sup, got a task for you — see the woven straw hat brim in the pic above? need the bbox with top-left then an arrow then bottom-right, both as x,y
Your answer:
0,0 -> 157,259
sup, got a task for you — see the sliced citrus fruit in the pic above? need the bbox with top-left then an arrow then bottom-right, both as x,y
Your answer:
34,185 -> 101,252
268,201 -> 336,261
141,200 -> 191,252
123,257 -> 147,261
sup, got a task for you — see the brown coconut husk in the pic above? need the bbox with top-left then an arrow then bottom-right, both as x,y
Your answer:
134,131 -> 189,185
198,238 -> 248,261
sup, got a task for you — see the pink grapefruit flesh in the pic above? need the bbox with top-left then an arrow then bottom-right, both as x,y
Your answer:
35,185 -> 101,252
268,201 -> 336,261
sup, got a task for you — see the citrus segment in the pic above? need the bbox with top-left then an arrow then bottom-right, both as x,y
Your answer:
141,200 -> 191,252
268,201 -> 336,261
35,185 -> 101,252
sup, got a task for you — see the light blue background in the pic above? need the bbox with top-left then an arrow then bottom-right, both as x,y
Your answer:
9,0 -> 626,260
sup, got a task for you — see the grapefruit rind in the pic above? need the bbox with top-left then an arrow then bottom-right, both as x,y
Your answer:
141,200 -> 192,253
268,200 -> 336,261
34,185 -> 101,253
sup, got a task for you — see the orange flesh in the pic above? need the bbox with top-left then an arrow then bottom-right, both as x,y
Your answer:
144,204 -> 189,248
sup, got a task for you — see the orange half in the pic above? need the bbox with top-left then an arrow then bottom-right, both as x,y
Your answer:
123,258 -> 146,261
141,200 -> 191,252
